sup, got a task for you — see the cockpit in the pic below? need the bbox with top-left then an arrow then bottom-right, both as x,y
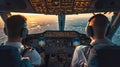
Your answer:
0,12 -> 119,67
0,0 -> 120,67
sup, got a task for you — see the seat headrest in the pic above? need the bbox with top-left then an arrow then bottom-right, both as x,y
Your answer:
88,46 -> 120,67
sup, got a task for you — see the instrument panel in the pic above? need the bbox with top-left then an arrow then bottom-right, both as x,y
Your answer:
22,31 -> 90,57
43,31 -> 79,37
22,31 -> 90,48
22,31 -> 90,67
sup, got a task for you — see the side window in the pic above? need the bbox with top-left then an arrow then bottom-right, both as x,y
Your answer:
112,26 -> 120,45
0,16 -> 7,43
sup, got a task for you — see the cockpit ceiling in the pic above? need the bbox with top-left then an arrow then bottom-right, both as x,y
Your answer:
29,0 -> 120,14
0,0 -> 120,14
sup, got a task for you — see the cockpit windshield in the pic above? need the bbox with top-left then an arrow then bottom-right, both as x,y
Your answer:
0,12 -> 120,45
11,12 -> 112,34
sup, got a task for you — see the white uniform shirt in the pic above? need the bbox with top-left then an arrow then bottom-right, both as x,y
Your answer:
5,42 -> 41,65
71,45 -> 88,67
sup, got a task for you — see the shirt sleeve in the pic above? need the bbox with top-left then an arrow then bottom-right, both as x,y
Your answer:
24,49 -> 41,65
71,46 -> 86,67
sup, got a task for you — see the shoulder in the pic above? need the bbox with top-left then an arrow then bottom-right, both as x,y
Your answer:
93,43 -> 115,50
75,45 -> 90,52
76,45 -> 88,49
25,48 -> 39,55
23,47 -> 40,58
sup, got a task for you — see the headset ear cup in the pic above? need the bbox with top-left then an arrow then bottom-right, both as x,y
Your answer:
4,27 -> 7,35
21,28 -> 28,38
85,26 -> 93,37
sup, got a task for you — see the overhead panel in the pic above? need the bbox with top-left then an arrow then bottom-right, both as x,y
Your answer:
29,0 -> 91,14
1,0 -> 120,14
29,0 -> 120,15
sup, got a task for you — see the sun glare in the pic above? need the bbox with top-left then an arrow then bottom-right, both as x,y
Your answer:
10,12 -> 113,26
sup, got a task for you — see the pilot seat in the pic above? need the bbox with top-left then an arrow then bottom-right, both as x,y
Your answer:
0,45 -> 32,67
88,46 -> 120,67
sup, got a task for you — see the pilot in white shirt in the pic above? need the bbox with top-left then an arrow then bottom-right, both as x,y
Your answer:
3,15 -> 42,66
71,38 -> 114,67
71,14 -> 115,67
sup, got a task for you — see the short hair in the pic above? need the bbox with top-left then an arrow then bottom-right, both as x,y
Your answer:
5,15 -> 27,38
89,14 -> 110,36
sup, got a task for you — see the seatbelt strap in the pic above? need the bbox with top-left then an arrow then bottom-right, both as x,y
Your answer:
84,45 -> 93,61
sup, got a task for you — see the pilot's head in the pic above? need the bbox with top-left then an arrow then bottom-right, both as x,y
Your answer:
4,15 -> 28,38
85,14 -> 110,40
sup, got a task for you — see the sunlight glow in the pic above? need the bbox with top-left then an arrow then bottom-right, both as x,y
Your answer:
9,12 -> 114,34
11,12 -> 113,22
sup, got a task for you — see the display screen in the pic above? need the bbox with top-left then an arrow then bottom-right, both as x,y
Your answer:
39,38 -> 45,47
73,37 -> 80,46
73,41 -> 80,46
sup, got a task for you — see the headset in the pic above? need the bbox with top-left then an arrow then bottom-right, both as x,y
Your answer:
85,22 -> 94,37
85,17 -> 110,37
4,27 -> 7,35
4,22 -> 28,38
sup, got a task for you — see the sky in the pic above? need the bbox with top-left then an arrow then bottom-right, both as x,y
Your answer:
0,12 -> 113,28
